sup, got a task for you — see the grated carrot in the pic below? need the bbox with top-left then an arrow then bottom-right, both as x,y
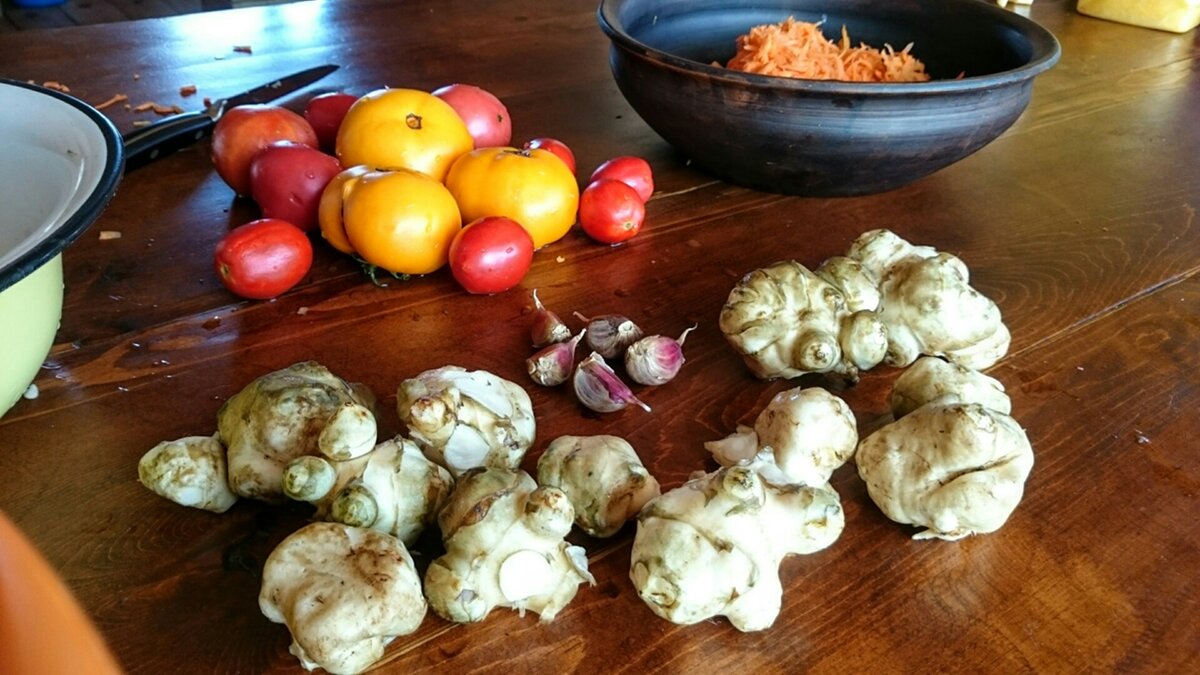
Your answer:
725,17 -> 930,83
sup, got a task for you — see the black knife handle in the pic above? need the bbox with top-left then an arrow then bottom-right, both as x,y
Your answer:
122,111 -> 215,171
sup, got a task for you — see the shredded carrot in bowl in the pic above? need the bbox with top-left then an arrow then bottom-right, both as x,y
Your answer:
725,17 -> 930,83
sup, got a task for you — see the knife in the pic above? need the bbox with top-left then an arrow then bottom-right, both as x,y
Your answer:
121,64 -> 339,171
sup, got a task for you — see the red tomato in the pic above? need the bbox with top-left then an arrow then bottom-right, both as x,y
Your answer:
578,179 -> 645,245
304,92 -> 358,152
432,84 -> 512,148
448,216 -> 534,294
589,155 -> 654,202
214,218 -> 313,300
249,142 -> 343,232
210,105 -> 318,196
523,137 -> 576,175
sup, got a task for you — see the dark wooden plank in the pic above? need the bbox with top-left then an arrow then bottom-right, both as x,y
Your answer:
61,0 -> 130,24
106,0 -> 205,20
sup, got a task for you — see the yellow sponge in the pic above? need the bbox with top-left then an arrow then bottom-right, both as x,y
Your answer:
1076,0 -> 1200,33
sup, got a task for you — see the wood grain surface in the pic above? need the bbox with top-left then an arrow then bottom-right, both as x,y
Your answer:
0,1 -> 1197,673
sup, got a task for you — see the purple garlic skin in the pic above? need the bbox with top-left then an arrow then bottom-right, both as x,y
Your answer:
531,289 -> 572,347
527,330 -> 586,386
573,352 -> 651,414
625,325 -> 696,386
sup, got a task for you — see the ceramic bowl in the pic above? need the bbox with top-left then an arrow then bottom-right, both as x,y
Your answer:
0,80 -> 123,417
597,0 -> 1060,196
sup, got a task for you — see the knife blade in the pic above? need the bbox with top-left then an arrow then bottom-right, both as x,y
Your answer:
121,64 -> 339,172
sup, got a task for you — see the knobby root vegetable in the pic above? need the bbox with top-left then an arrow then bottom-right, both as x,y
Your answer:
857,357 -> 1033,540
842,229 -> 1011,369
259,522 -> 426,675
890,356 -> 1011,418
396,366 -> 535,477
719,259 -> 887,380
704,387 -> 858,487
137,435 -> 237,513
719,229 -> 1009,381
282,437 -> 454,546
536,435 -> 662,538
630,465 -> 844,631
424,468 -> 594,623
218,361 -> 377,502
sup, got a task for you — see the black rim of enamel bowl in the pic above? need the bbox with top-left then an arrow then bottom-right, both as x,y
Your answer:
597,0 -> 1062,96
0,79 -> 124,294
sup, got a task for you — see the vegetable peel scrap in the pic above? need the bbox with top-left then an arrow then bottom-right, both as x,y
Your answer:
725,17 -> 930,83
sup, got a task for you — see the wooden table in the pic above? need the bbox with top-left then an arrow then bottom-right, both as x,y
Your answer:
1,0 -> 1197,672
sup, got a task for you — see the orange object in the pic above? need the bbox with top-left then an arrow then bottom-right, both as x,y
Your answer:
318,164 -> 372,255
0,511 -> 123,674
342,169 -> 463,275
725,17 -> 931,83
444,147 -> 580,249
335,88 -> 473,183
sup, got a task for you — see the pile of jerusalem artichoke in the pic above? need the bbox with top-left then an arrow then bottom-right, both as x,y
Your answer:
137,228 -> 1034,675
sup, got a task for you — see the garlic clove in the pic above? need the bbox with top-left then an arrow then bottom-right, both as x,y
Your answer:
573,312 -> 644,359
573,352 -> 651,413
624,324 -> 696,386
530,289 -> 572,347
526,329 -> 586,386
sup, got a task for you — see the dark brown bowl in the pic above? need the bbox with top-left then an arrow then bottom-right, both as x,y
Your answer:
597,0 -> 1061,196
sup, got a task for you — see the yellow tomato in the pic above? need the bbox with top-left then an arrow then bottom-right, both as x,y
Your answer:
342,169 -> 463,275
445,147 -> 579,249
318,165 -> 371,255
336,88 -> 473,182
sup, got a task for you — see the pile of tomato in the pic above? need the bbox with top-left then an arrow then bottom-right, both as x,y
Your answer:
208,84 -> 653,300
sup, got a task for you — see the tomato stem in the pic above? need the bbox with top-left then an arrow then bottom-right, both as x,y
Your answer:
356,258 -> 410,287
405,113 -> 423,130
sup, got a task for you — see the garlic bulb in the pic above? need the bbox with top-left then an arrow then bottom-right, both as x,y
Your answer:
625,325 -> 696,386
572,352 -> 651,414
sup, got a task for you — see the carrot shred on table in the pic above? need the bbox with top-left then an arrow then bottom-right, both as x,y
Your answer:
95,93 -> 129,110
724,17 -> 931,83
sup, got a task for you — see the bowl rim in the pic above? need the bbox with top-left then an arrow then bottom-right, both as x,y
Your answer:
0,79 -> 124,294
597,0 -> 1062,96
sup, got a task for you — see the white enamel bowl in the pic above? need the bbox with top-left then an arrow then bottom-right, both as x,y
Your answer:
0,80 -> 123,417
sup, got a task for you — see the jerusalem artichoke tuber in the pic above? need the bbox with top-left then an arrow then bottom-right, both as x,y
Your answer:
396,366 -> 535,477
705,386 -> 858,487
630,465 -> 843,631
259,522 -> 426,675
281,437 -> 454,546
536,435 -> 661,538
138,435 -> 237,513
719,229 -> 1010,381
424,468 -> 594,623
857,358 -> 1033,540
218,362 -> 377,502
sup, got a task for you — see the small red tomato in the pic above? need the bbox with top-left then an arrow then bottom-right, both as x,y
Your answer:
448,216 -> 534,294
589,155 -> 654,202
523,137 -> 576,175
214,218 -> 313,300
249,142 -> 343,232
578,179 -> 645,245
432,84 -> 512,148
304,92 -> 358,152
